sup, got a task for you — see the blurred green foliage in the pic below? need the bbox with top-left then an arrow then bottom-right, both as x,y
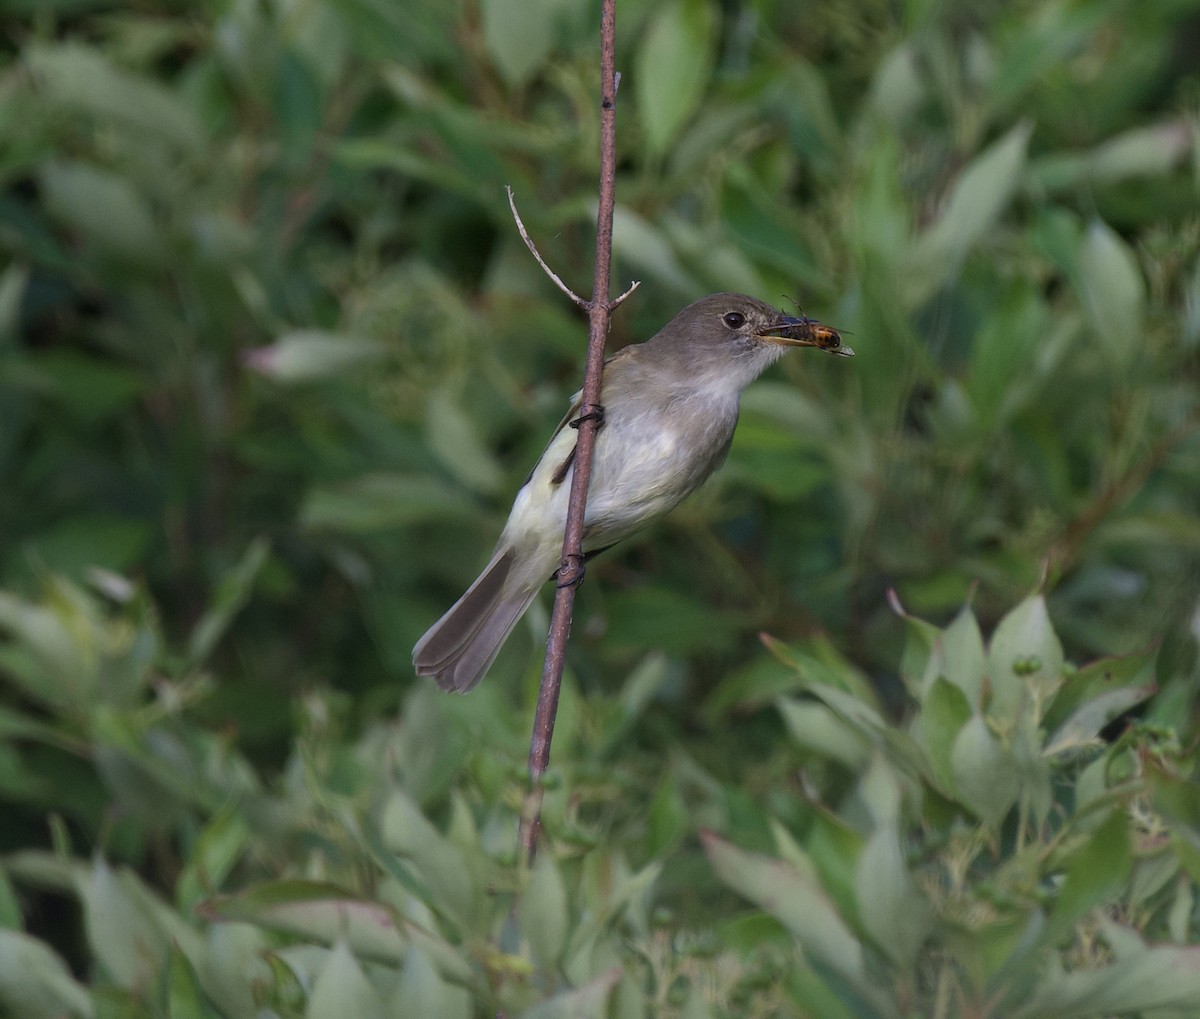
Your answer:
2,0 -> 1200,1014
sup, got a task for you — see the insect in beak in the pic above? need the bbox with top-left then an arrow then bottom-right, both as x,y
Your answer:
757,316 -> 855,357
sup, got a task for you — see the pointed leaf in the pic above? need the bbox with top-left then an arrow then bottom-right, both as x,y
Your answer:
0,930 -> 93,1019
76,858 -> 166,989
1050,810 -> 1132,932
27,43 -> 204,151
199,881 -> 407,963
518,966 -> 622,1019
300,473 -> 473,533
1012,927 -> 1200,1019
907,121 -> 1032,301
950,716 -> 1019,827
1045,683 -> 1155,756
922,606 -> 986,703
185,538 -> 268,667
40,162 -> 162,263
391,945 -> 469,1019
856,826 -> 932,968
242,331 -> 386,382
1078,219 -> 1145,371
518,851 -> 569,971
425,388 -> 504,495
777,697 -> 871,770
986,594 -> 1064,724
380,792 -> 479,930
480,0 -> 558,86
920,678 -> 972,794
306,941 -> 384,1019
634,0 -> 717,158
702,831 -> 889,1012
167,945 -> 213,1019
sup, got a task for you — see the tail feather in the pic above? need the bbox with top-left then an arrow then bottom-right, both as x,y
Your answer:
412,546 -> 538,693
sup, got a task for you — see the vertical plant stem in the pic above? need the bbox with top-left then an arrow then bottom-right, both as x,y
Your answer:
519,0 -> 621,861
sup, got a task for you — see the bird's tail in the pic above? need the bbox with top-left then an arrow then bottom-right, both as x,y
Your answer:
412,545 -> 539,693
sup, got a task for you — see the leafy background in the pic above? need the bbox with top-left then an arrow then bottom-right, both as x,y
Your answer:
2,0 -> 1200,1015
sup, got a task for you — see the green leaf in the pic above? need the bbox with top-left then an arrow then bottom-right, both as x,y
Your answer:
167,945 -> 216,1019
888,592 -> 942,695
26,42 -> 204,152
986,594 -> 1065,725
1086,121 -> 1192,181
518,967 -> 622,1019
243,331 -> 387,382
1042,647 -> 1156,734
867,43 -> 924,125
950,716 -> 1019,827
76,858 -> 170,990
965,285 -> 1051,431
611,206 -> 700,293
199,881 -> 407,964
920,677 -> 973,794
1050,810 -> 1132,932
803,811 -> 865,925
0,585 -> 100,712
776,697 -> 871,770
176,808 -> 251,912
391,945 -> 470,1019
185,538 -> 268,668
634,0 -> 717,159
274,48 -> 322,161
1030,121 -> 1192,192
0,929 -> 93,1019
702,832 -> 891,1015
480,0 -> 559,87
1044,683 -> 1155,756
300,473 -> 475,533
906,121 -> 1032,302
1077,219 -> 1146,371
0,263 -> 28,340
518,851 -> 570,971
380,792 -> 478,930
1015,937 -> 1200,1018
200,923 -> 273,1018
922,606 -> 986,703
425,388 -> 504,495
855,826 -> 932,968
306,941 -> 385,1019
39,161 -> 163,263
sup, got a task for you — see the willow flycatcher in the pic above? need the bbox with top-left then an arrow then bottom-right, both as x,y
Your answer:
413,292 -> 853,692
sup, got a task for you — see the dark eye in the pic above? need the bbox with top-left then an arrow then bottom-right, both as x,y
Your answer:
722,311 -> 746,329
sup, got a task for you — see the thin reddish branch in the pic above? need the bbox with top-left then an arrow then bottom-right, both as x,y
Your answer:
518,0 -> 622,860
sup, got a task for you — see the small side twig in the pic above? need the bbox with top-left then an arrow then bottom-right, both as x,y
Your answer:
611,278 -> 641,309
516,0 -> 624,862
506,187 -> 589,310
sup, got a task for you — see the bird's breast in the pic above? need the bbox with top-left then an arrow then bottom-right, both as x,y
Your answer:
500,381 -> 740,571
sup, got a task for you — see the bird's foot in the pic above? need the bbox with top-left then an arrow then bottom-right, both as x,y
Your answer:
554,553 -> 587,588
570,403 -> 605,430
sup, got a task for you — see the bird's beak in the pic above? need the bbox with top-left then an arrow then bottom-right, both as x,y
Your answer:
756,315 -> 855,357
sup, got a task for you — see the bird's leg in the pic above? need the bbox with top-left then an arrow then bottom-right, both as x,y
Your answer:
553,403 -> 605,583
552,403 -> 606,485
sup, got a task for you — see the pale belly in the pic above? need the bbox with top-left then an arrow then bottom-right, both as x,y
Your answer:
499,392 -> 738,584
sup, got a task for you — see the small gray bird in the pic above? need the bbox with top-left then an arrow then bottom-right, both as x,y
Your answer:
412,293 -> 853,692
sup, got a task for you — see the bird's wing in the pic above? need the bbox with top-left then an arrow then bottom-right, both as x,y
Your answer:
521,345 -> 636,488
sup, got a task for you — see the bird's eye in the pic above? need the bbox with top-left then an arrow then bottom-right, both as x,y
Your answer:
723,311 -> 746,329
